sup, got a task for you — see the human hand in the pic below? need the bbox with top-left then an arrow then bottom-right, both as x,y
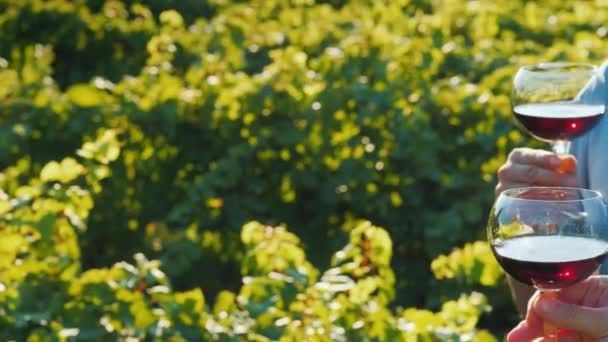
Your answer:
495,147 -> 578,195
507,276 -> 608,341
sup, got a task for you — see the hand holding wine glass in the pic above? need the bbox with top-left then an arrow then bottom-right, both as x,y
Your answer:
495,147 -> 578,196
488,187 -> 608,337
507,276 -> 608,342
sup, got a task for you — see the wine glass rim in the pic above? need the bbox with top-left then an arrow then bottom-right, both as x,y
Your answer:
501,186 -> 603,202
520,62 -> 597,74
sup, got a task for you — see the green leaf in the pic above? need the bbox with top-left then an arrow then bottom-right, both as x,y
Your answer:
213,290 -> 236,316
77,130 -> 120,164
474,330 -> 499,342
160,10 -> 184,28
40,158 -> 84,183
66,84 -> 110,107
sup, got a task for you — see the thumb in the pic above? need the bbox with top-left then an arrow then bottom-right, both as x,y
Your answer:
533,293 -> 608,338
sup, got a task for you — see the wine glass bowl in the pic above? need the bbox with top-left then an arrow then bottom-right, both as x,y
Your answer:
512,62 -> 605,154
488,187 -> 608,291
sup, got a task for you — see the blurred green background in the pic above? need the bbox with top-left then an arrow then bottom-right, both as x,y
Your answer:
1,0 -> 607,340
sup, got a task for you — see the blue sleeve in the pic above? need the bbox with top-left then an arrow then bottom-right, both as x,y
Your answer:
575,61 -> 608,275
571,61 -> 608,190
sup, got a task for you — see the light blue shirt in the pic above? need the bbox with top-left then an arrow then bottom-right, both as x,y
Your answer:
571,61 -> 608,273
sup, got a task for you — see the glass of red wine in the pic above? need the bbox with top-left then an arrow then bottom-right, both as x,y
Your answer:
512,62 -> 605,154
488,187 -> 608,336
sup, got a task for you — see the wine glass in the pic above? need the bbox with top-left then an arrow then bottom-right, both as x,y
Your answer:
512,62 -> 605,155
488,187 -> 608,336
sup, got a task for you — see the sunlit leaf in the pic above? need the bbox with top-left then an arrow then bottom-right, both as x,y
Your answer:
66,84 -> 109,108
40,158 -> 84,183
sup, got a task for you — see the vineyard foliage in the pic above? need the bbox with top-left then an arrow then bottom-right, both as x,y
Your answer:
1,0 -> 608,339
0,139 -> 498,340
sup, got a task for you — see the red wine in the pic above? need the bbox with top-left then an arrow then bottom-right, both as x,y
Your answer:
513,103 -> 604,141
492,235 -> 608,290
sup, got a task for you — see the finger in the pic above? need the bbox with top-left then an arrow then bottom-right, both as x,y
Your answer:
555,329 -> 583,342
524,327 -> 580,342
557,277 -> 595,304
508,148 -> 563,169
559,275 -> 608,307
497,163 -> 578,187
525,291 -> 543,329
555,155 -> 577,174
507,321 -> 544,342
533,294 -> 608,338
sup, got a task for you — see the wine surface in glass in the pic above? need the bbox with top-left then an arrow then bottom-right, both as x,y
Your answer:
492,235 -> 608,290
513,103 -> 605,141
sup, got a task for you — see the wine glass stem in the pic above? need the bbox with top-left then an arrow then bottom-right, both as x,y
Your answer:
552,140 -> 571,155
